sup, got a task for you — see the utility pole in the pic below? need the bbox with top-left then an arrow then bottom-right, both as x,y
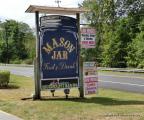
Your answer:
55,0 -> 61,7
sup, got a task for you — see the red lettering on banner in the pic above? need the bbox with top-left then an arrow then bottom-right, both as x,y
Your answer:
89,41 -> 95,44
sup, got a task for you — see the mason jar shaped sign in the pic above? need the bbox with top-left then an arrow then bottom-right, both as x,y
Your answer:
40,15 -> 79,90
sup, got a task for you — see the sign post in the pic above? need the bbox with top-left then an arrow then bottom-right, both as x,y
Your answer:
80,27 -> 98,96
34,11 -> 41,99
25,5 -> 88,99
77,13 -> 84,98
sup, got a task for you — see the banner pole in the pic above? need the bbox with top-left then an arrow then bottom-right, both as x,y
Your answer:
76,13 -> 84,98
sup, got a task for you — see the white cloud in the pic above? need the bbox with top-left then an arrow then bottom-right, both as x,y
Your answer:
0,0 -> 84,27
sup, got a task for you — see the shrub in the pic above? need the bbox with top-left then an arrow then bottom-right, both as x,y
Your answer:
10,59 -> 22,64
22,59 -> 33,65
0,71 -> 10,87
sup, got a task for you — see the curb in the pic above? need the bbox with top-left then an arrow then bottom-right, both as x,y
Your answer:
0,64 -> 33,67
0,110 -> 23,120
98,67 -> 144,73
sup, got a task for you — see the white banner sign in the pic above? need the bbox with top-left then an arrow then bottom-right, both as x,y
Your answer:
81,28 -> 96,48
83,62 -> 98,95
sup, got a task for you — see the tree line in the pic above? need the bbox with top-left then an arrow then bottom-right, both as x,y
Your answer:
0,20 -> 35,64
81,0 -> 144,68
0,0 -> 144,68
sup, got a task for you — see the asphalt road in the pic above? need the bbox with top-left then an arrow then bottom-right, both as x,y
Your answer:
99,72 -> 144,93
0,66 -> 34,77
0,66 -> 144,93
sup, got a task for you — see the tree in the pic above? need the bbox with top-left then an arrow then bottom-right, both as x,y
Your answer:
126,19 -> 144,68
0,20 -> 35,64
1,20 -> 15,63
81,0 -> 144,68
81,0 -> 117,64
102,18 -> 131,67
12,22 -> 28,60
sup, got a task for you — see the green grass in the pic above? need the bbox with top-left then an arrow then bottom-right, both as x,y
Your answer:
0,75 -> 144,120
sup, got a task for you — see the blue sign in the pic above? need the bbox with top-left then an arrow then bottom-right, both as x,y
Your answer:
40,15 -> 79,89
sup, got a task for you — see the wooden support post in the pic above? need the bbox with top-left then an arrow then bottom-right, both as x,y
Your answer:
34,11 -> 41,99
76,13 -> 84,98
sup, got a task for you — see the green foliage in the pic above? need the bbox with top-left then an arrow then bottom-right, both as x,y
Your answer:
102,19 -> 131,67
22,59 -> 34,65
126,24 -> 144,68
0,70 -> 10,87
82,0 -> 144,68
10,58 -> 22,64
0,20 -> 35,64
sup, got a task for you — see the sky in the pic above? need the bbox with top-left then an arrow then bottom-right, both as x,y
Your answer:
0,0 -> 84,27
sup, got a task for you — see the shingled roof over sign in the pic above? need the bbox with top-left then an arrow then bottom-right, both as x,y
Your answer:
25,5 -> 89,15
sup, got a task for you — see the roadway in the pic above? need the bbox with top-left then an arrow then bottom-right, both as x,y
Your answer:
99,72 -> 144,93
0,65 -> 144,93
0,66 -> 33,77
